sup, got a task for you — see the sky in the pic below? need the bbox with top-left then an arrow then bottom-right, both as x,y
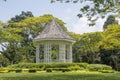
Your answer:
0,0 -> 105,34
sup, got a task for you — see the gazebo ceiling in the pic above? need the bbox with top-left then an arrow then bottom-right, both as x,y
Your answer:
34,20 -> 74,42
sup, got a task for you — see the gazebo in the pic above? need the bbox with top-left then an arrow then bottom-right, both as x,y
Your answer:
33,20 -> 75,63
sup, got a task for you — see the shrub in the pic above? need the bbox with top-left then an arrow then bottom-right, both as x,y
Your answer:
22,68 -> 29,72
28,68 -> 37,73
88,64 -> 112,71
15,68 -> 22,73
99,70 -> 114,73
8,68 -> 16,72
52,68 -> 61,71
68,65 -> 81,71
102,65 -> 112,70
7,63 -> 113,72
46,68 -> 52,72
0,68 -> 9,73
76,63 -> 88,69
61,68 -> 71,72
7,63 -> 86,70
52,68 -> 71,72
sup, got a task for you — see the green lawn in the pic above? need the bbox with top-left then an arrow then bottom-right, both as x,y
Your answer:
0,71 -> 120,80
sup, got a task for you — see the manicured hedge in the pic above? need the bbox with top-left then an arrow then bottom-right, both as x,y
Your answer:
28,69 -> 37,73
6,63 -> 113,73
15,68 -> 22,73
46,68 -> 71,72
88,64 -> 112,71
7,63 -> 88,70
98,70 -> 114,73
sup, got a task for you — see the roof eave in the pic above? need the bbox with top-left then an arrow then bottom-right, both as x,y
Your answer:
33,38 -> 75,43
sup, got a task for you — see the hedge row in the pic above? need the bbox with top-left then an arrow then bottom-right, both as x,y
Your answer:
88,64 -> 112,71
7,63 -> 88,70
4,63 -> 113,73
0,68 -> 41,73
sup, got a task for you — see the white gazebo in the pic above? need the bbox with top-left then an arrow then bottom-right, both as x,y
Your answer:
33,20 -> 75,63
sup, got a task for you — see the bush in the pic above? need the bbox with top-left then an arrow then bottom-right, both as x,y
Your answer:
22,68 -> 29,72
0,68 -> 9,73
46,68 -> 52,72
68,65 -> 81,71
28,68 -> 37,73
99,70 -> 114,73
15,68 -> 22,73
61,68 -> 71,72
7,63 -> 88,70
88,64 -> 112,71
76,63 -> 88,69
7,63 -> 113,72
8,68 -> 16,72
52,68 -> 61,71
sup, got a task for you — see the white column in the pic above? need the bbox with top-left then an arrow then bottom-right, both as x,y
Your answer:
69,45 -> 72,62
44,43 -> 51,62
44,44 -> 47,62
49,43 -> 52,62
36,45 -> 40,63
66,45 -> 69,62
59,44 -> 66,62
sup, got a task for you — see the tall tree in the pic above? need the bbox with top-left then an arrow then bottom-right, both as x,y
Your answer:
0,27 -> 23,64
0,11 -> 34,64
10,11 -> 33,22
99,24 -> 120,70
103,15 -> 118,30
73,32 -> 103,63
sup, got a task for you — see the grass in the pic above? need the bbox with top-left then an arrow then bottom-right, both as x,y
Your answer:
0,71 -> 120,80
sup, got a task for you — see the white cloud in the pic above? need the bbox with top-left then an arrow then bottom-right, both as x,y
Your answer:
69,17 -> 105,34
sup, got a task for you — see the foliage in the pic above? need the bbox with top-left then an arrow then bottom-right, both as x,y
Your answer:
7,63 -> 88,70
73,32 -> 103,63
10,11 -> 33,22
15,68 -> 22,73
99,70 -> 114,73
99,24 -> 120,70
7,63 -> 113,72
68,32 -> 81,41
88,64 -> 112,71
68,65 -> 83,71
0,68 -> 9,73
0,54 -> 10,67
52,0 -> 120,25
28,68 -> 37,73
8,63 -> 88,70
46,68 -> 52,72
103,15 -> 118,30
0,21 -> 5,26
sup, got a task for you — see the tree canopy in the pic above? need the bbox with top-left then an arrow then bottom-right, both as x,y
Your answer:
103,15 -> 118,30
52,0 -> 120,25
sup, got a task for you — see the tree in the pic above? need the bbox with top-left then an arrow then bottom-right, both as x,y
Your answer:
99,24 -> 120,70
52,0 -> 120,25
0,54 -> 10,67
0,27 -> 23,64
103,15 -> 118,30
0,11 -> 34,64
10,11 -> 33,22
0,21 -> 5,26
73,32 -> 103,63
